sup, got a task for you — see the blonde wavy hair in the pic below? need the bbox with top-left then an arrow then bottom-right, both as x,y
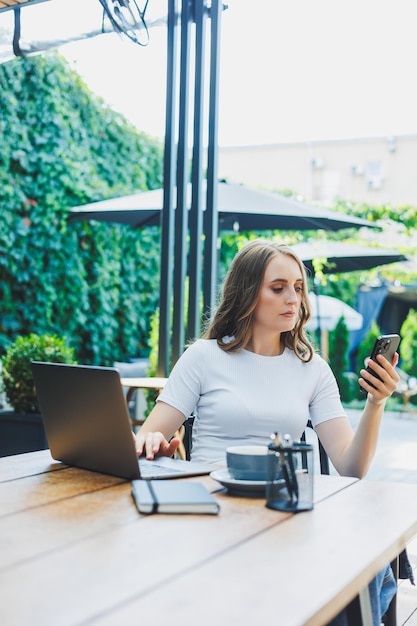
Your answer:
202,239 -> 314,362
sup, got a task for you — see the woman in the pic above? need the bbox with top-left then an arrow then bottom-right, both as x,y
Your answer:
136,239 -> 399,625
136,239 -> 399,475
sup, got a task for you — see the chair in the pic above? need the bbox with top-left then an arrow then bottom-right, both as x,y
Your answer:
183,418 -> 330,470
183,416 -> 195,461
301,419 -> 330,474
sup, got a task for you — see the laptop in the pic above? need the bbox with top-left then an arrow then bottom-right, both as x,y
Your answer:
31,361 -> 213,481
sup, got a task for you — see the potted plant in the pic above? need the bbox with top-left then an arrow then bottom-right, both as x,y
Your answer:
0,333 -> 76,457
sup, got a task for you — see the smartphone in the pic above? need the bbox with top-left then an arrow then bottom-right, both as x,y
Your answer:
362,333 -> 401,389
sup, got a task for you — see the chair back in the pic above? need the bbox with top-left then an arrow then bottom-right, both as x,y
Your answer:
183,417 -> 330,474
301,419 -> 330,475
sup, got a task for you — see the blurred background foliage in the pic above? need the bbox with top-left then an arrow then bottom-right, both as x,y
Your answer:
1,50 -> 417,406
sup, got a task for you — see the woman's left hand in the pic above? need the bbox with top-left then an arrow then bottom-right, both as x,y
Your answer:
359,352 -> 400,403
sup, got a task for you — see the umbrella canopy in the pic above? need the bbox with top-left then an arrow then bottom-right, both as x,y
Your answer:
68,181 -> 378,232
306,294 -> 363,332
293,240 -> 407,361
292,240 -> 407,274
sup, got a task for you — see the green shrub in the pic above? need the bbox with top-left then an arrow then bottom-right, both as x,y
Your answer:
1,333 -> 76,413
354,322 -> 381,399
143,308 -> 160,418
328,317 -> 351,402
400,309 -> 417,377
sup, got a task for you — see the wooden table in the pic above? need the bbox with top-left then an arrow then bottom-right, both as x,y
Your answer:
1,450 -> 417,626
119,376 -> 167,406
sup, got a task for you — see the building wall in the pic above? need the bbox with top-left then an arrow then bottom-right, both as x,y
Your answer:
218,134 -> 417,206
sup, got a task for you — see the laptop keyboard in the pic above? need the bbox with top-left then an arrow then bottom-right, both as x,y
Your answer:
138,461 -> 183,477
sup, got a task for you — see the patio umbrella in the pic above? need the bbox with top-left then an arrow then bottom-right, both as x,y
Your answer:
67,186 -> 379,373
292,239 -> 407,361
292,240 -> 407,274
68,181 -> 378,232
306,294 -> 363,360
307,294 -> 363,332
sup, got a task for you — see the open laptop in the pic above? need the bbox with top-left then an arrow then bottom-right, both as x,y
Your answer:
31,361 -> 213,480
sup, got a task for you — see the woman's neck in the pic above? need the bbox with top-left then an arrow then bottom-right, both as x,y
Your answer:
244,333 -> 283,357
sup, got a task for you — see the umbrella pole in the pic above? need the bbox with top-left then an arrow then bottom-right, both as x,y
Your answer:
313,278 -> 325,358
321,330 -> 329,361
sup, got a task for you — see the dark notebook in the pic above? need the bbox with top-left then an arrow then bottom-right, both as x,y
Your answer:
131,479 -> 220,515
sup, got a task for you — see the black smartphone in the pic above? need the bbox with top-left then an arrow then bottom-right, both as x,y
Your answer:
361,333 -> 400,389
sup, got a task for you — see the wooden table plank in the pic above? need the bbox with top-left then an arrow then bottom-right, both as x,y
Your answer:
0,494 -> 287,624
0,474 -> 356,626
90,479 -> 417,626
0,482 -> 136,570
0,449 -> 63,483
0,465 -> 356,574
0,465 -> 125,518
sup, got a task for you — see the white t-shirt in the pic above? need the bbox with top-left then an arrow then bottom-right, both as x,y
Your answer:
157,339 -> 346,464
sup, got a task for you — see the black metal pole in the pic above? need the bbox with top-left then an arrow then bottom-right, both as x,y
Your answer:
158,0 -> 179,377
204,0 -> 222,317
188,0 -> 207,341
171,0 -> 192,366
159,0 -> 223,373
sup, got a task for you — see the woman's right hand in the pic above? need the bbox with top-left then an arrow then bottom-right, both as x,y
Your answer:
134,401 -> 186,460
135,431 -> 181,460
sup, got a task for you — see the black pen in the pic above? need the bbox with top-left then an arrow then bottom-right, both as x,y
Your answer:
283,434 -> 299,502
280,453 -> 293,500
272,433 -> 294,500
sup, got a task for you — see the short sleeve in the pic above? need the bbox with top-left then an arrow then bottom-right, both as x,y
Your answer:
308,356 -> 347,428
157,341 -> 205,418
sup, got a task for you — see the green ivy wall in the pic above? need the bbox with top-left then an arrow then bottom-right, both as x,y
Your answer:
0,52 -> 163,364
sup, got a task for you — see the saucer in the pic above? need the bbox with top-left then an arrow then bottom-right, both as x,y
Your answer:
210,469 -> 270,496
